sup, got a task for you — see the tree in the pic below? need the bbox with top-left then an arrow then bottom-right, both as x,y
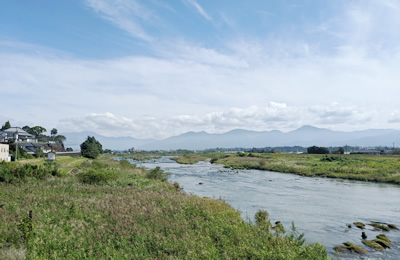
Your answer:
1,120 -> 11,130
22,125 -> 34,135
332,147 -> 344,154
54,135 -> 66,144
31,126 -> 47,137
80,136 -> 103,159
307,146 -> 329,154
51,128 -> 58,137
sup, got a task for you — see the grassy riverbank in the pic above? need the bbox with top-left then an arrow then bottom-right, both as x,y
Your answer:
0,156 -> 328,259
171,154 -> 208,164
174,152 -> 400,184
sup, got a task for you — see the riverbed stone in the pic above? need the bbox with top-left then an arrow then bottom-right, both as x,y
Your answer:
373,239 -> 391,248
388,224 -> 399,230
369,222 -> 390,231
343,242 -> 368,254
376,234 -> 391,243
353,222 -> 365,229
362,240 -> 384,251
333,245 -> 347,253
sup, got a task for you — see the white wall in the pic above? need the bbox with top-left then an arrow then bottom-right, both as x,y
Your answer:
0,144 -> 10,162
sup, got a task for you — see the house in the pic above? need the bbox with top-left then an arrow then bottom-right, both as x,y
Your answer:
0,127 -> 37,143
19,142 -> 44,155
42,143 -> 66,153
0,143 -> 10,162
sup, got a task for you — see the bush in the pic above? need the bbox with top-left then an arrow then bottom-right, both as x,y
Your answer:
0,162 -> 59,183
255,210 -> 271,228
145,167 -> 169,181
77,169 -> 119,184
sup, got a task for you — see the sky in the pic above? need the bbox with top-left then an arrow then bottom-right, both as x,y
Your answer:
1,0 -> 400,139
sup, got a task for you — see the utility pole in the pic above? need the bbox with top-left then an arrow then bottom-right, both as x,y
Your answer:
14,129 -> 19,162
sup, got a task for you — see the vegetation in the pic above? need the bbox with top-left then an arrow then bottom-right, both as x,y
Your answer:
0,156 -> 329,259
116,150 -> 199,162
80,136 -> 103,159
9,145 -> 35,161
307,146 -> 330,154
0,161 -> 59,183
1,120 -> 11,130
175,152 -> 400,185
145,166 -> 169,181
171,154 -> 208,164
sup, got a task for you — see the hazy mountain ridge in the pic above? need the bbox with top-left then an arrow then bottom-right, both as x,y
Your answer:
62,131 -> 156,151
63,126 -> 400,151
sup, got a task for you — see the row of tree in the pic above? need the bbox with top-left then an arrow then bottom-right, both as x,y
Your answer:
22,125 -> 66,144
307,146 -> 344,154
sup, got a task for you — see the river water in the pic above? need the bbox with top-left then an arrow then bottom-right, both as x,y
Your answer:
131,157 -> 400,259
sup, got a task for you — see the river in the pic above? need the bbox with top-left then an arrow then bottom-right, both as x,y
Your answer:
130,156 -> 400,259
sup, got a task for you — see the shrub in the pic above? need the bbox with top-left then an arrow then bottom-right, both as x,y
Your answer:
0,162 -> 59,183
255,210 -> 270,226
145,167 -> 169,181
77,169 -> 119,184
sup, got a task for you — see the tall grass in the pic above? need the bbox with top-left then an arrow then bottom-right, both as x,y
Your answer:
0,156 -> 329,259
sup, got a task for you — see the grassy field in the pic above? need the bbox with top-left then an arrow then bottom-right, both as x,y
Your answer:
174,152 -> 400,184
0,156 -> 329,259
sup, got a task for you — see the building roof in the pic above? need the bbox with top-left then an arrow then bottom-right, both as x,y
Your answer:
20,142 -> 43,153
0,127 -> 35,138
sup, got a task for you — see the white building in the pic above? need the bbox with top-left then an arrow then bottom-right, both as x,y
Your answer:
0,143 -> 10,162
0,127 -> 37,143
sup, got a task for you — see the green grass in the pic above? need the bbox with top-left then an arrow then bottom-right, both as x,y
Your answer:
0,156 -> 329,259
171,154 -> 208,164
186,152 -> 400,184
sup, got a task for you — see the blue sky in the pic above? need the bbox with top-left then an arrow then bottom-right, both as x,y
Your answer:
1,0 -> 400,139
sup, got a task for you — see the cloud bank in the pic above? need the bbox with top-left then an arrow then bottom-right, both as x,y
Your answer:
1,0 -> 400,138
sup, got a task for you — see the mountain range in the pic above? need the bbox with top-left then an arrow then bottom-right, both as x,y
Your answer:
62,125 -> 400,151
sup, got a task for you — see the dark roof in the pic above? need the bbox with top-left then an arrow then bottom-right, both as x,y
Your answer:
1,127 -> 35,138
20,143 -> 43,152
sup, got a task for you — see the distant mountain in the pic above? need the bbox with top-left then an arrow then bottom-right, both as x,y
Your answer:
139,126 -> 399,150
62,131 -> 155,151
63,126 -> 400,151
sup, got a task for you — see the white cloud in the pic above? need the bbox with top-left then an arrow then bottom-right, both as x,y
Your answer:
59,103 -> 380,139
2,36 -> 400,138
329,0 -> 400,58
184,0 -> 212,21
3,1 -> 400,138
85,0 -> 154,41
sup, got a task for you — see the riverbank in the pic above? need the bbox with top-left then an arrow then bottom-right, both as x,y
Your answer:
0,156 -> 328,259
173,152 -> 400,184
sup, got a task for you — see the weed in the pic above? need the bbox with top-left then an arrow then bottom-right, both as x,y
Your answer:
145,167 -> 169,181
